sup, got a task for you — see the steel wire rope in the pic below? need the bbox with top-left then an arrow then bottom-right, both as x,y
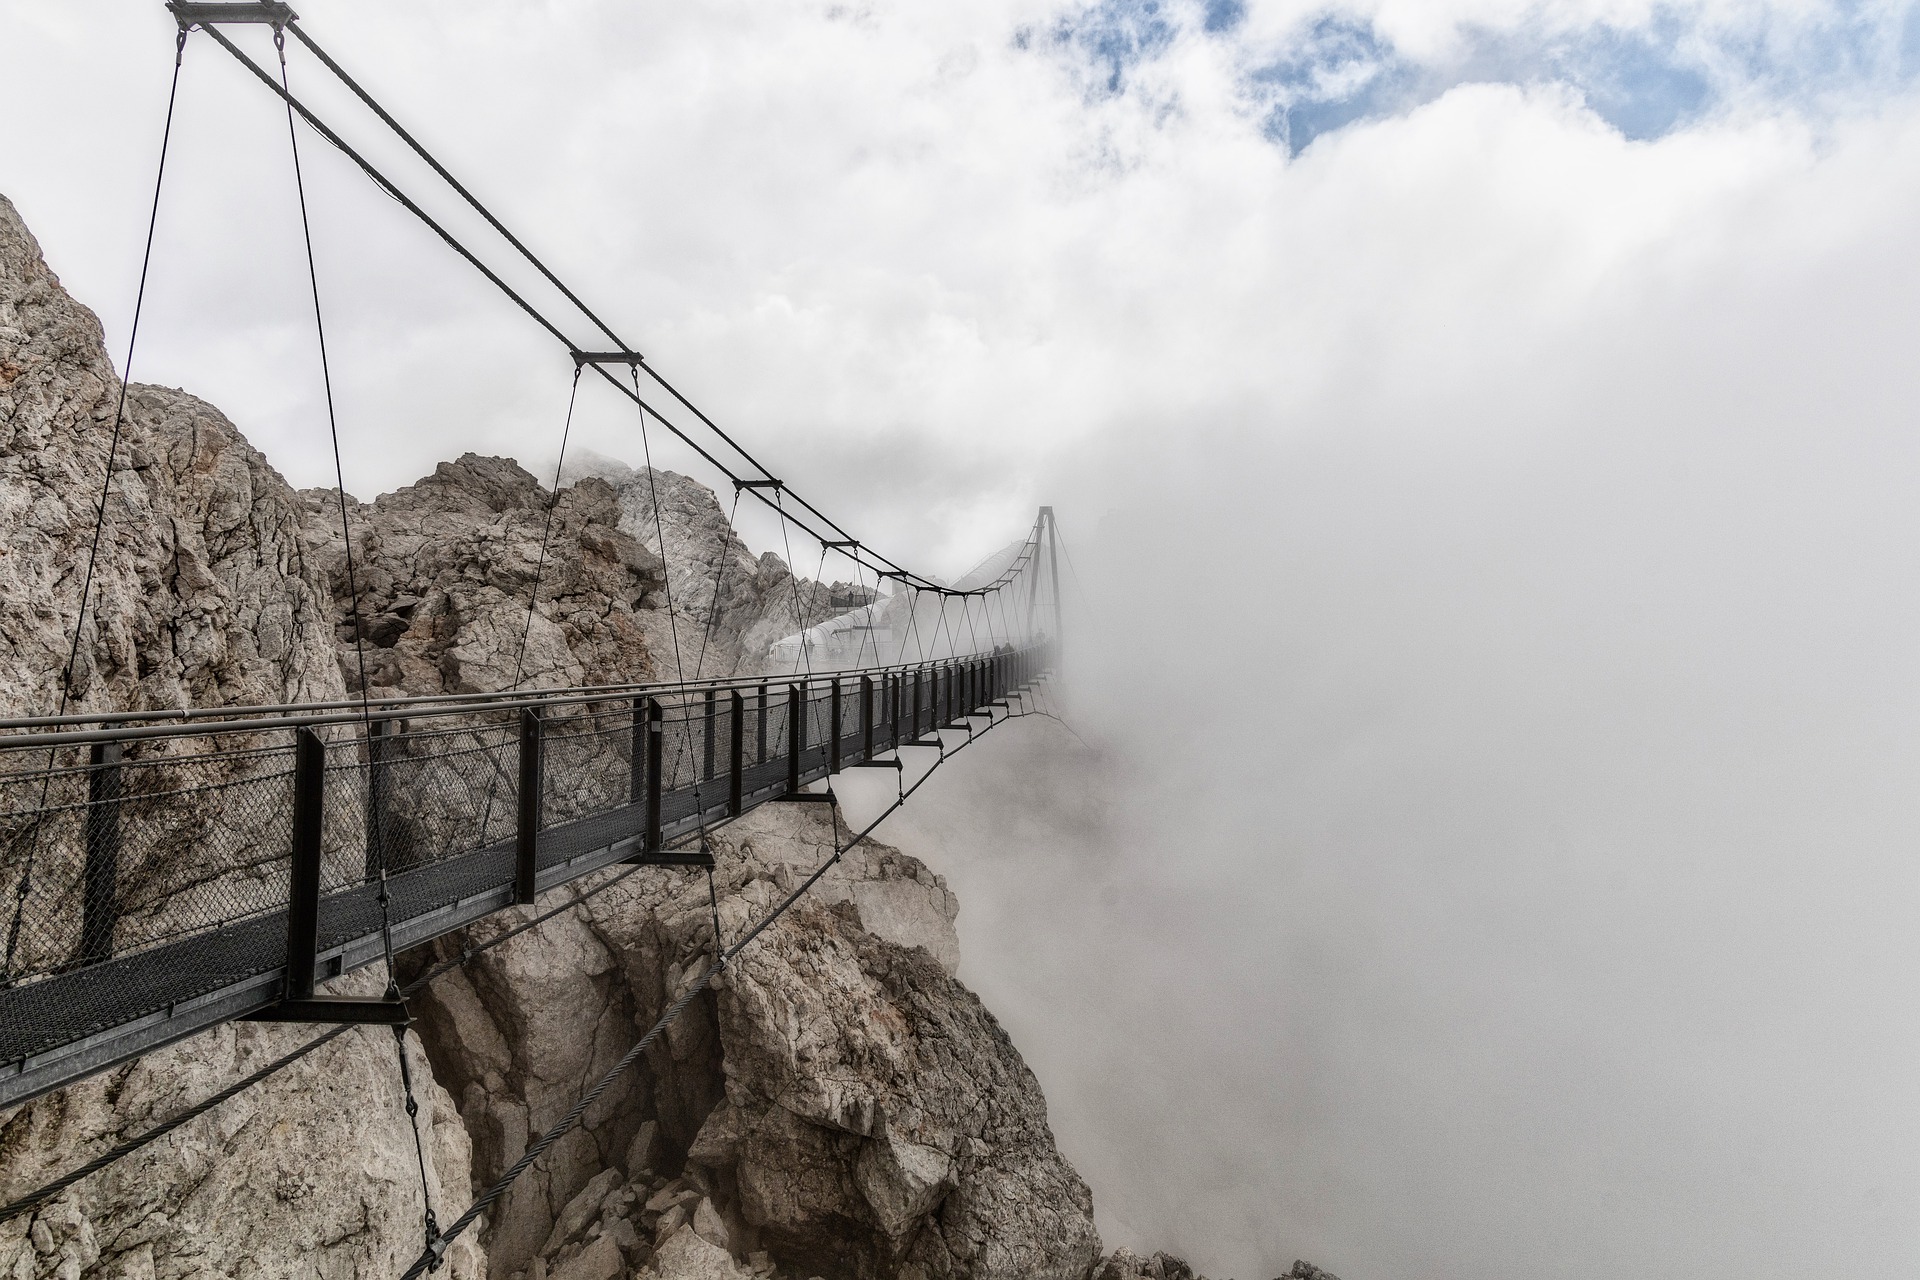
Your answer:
201,18 -> 1031,604
273,26 -> 440,1259
397,688 -> 1039,1278
846,554 -> 879,671
2,28 -> 191,983
627,363 -> 719,840
903,587 -> 929,664
474,365 -> 583,848
673,478 -> 748,857
688,487 -> 744,684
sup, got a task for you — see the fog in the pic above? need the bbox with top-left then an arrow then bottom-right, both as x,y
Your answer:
847,166 -> 1920,1275
9,1 -> 1920,1275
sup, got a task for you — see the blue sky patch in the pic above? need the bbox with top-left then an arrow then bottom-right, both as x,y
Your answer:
1033,0 -> 1920,153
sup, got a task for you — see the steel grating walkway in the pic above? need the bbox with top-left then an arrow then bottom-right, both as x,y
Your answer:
0,736 -> 864,1105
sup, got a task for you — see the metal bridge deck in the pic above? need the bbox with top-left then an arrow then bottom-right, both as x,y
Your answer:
0,740 -> 846,1106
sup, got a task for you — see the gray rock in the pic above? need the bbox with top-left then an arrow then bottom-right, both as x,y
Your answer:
410,801 -> 1098,1280
560,450 -> 871,678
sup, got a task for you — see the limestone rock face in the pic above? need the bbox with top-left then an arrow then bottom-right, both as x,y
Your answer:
301,453 -> 665,698
1093,1248 -> 1203,1280
409,802 -> 1097,1280
0,997 -> 486,1280
0,193 -> 343,720
560,451 -> 871,678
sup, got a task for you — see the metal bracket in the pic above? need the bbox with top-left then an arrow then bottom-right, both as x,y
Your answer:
848,759 -> 904,770
772,790 -> 837,804
243,995 -> 410,1025
822,540 -> 859,549
571,350 -> 645,366
733,479 -> 783,491
624,848 -> 715,868
168,2 -> 297,28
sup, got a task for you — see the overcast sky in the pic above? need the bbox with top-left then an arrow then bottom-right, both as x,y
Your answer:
8,2 -> 1920,1277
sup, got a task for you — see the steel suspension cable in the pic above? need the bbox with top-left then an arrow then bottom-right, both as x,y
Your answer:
198,17 -> 1030,603
275,27 -> 440,1259
2,28 -> 190,980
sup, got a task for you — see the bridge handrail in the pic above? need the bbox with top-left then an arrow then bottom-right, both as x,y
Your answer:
0,646 -> 1050,750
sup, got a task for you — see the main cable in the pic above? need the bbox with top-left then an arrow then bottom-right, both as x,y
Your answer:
2,28 -> 190,981
203,17 -> 1029,602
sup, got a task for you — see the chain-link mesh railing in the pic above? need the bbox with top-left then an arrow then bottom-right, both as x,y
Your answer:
0,643 -> 1053,1095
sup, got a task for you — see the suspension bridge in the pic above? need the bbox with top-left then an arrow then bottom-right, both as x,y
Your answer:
0,4 -> 1067,1266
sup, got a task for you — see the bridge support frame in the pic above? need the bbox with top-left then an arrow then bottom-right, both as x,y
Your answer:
78,740 -> 122,966
645,698 -> 663,853
830,678 -> 843,774
787,682 -> 805,795
286,727 -> 326,1001
364,717 -> 390,883
756,684 -> 768,764
861,676 -> 874,761
515,708 -> 542,906
703,689 -> 717,780
629,696 -> 646,802
729,691 -> 745,816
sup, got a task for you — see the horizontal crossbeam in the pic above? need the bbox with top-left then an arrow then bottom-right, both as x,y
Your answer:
168,2 -> 297,26
242,996 -> 409,1025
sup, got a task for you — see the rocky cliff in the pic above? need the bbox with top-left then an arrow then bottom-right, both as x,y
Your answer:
299,454 -> 665,700
559,451 -> 872,680
0,191 -> 1273,1280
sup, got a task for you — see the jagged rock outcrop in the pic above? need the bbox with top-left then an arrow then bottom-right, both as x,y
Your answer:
301,454 -> 666,699
1094,1250 -> 1202,1280
0,987 -> 486,1280
560,451 -> 871,677
409,802 -> 1095,1280
0,193 -> 341,721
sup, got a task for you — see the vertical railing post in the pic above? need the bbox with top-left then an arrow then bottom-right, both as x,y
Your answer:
286,727 -> 326,1001
861,675 -> 875,761
729,690 -> 745,815
363,718 -> 389,882
830,678 -> 843,773
787,682 -> 806,794
703,689 -> 717,780
516,707 -> 542,906
645,698 -> 663,853
756,684 -> 769,764
891,674 -> 903,746
630,695 -> 646,804
78,740 -> 123,966
912,670 -> 922,741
